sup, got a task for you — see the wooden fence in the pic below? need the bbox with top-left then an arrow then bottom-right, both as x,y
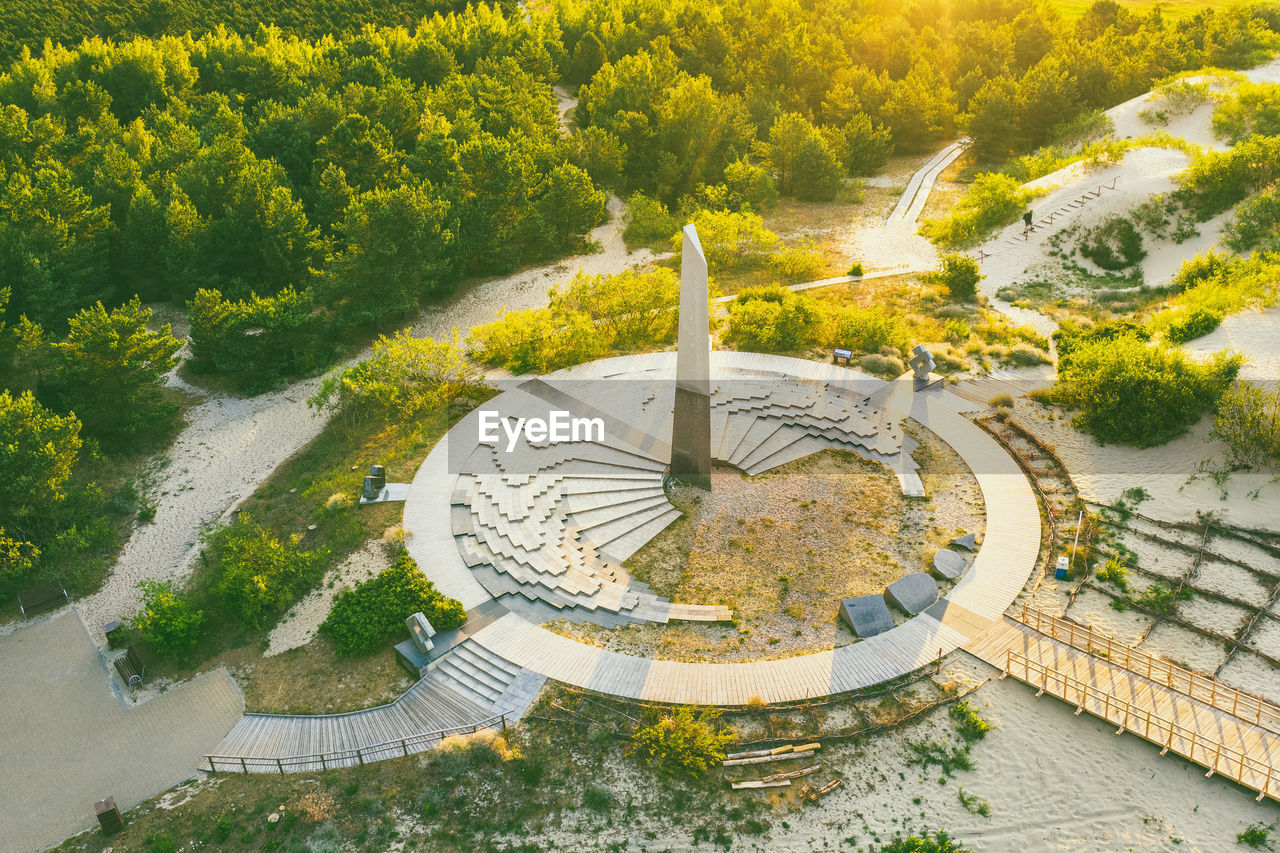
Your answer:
1004,651 -> 1280,802
1015,604 -> 1280,734
205,713 -> 507,774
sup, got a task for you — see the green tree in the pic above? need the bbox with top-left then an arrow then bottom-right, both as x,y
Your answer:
834,114 -> 893,176
319,181 -> 457,327
536,163 -> 609,255
0,390 -> 82,531
320,549 -> 465,657
38,298 -> 182,442
760,113 -> 844,201
963,77 -> 1022,163
134,579 -> 204,660
0,529 -> 39,587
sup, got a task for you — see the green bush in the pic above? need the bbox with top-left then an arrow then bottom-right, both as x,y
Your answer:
320,549 -> 465,657
133,579 -> 204,661
831,306 -> 905,354
678,209 -> 779,272
881,831 -> 971,853
626,708 -> 734,780
949,700 -> 993,742
1175,134 -> 1280,220
1096,557 -> 1131,593
468,267 -> 681,374
1224,184 -> 1280,252
622,193 -> 682,250
922,173 -> 1037,248
1077,216 -> 1145,271
723,285 -> 822,353
204,513 -> 329,631
1164,308 -> 1222,344
1213,81 -> 1280,144
933,254 -> 983,301
1050,329 -> 1240,447
859,353 -> 908,378
1214,381 -> 1280,469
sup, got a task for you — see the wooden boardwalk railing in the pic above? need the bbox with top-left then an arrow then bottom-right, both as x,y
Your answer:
1004,651 -> 1280,802
1015,604 -> 1280,734
205,714 -> 507,774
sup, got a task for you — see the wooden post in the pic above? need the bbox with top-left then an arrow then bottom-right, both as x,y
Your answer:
277,758 -> 284,775
357,748 -> 364,766
502,714 -> 508,733
320,753 -> 327,771
401,739 -> 410,756
240,757 -> 248,774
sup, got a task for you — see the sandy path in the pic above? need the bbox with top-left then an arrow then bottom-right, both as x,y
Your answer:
67,196 -> 656,635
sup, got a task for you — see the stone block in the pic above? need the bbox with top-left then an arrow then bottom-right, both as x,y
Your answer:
884,573 -> 939,614
931,548 -> 967,581
950,532 -> 977,550
838,595 -> 895,638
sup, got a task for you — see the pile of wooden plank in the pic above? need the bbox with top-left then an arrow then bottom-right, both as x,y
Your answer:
725,742 -> 825,790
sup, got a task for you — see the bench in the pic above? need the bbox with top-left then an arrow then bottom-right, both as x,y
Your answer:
17,580 -> 68,618
832,348 -> 853,364
113,647 -> 145,690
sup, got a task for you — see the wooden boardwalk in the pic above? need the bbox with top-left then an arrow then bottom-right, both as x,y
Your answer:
966,610 -> 1280,802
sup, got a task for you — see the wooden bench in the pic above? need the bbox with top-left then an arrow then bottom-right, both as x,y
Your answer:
113,647 -> 145,690
832,348 -> 853,365
17,580 -> 68,618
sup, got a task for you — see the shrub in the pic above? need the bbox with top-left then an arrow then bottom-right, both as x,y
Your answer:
1215,381 -> 1280,469
1006,343 -> 1050,366
133,579 -> 203,660
1213,81 -> 1280,144
922,173 -> 1037,248
469,267 -> 682,373
1224,184 -> 1280,252
848,261 -> 864,277
0,530 -> 39,587
1164,308 -> 1222,343
859,353 -> 907,378
933,254 -> 983,301
989,394 -> 1013,409
1238,822 -> 1273,848
831,306 -> 905,354
310,331 -> 487,426
768,240 -> 826,281
1096,557 -> 1131,592
626,708 -> 735,780
1134,581 -> 1192,614
1076,216 -> 1145,271
320,549 -> 465,657
679,209 -> 779,272
950,700 -> 993,742
204,513 -> 329,630
881,830 -> 971,852
1050,330 -> 1240,447
1175,134 -> 1280,220
622,193 -> 681,249
943,319 -> 971,344
723,285 -> 823,353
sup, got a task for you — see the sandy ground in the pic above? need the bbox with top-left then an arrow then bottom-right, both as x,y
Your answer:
1014,398 -> 1280,532
264,539 -> 392,657
474,655 -> 1280,852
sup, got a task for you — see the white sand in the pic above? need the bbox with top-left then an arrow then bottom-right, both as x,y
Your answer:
264,540 -> 392,657
1015,400 -> 1280,533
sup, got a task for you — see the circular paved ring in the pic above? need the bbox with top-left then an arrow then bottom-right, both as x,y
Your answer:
403,352 -> 1039,705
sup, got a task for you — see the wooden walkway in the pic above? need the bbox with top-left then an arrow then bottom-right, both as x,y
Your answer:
207,671 -> 504,773
966,609 -> 1280,802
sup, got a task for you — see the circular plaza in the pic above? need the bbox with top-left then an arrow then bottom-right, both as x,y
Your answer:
402,350 -> 1041,705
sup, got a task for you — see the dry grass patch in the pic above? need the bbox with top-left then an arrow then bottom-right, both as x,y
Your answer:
227,634 -> 413,714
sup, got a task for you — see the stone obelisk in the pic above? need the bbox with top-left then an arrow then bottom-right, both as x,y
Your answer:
670,224 -> 712,490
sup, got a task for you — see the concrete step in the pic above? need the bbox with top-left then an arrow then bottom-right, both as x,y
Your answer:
602,507 -> 683,563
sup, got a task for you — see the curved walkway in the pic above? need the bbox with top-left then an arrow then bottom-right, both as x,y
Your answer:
888,140 -> 967,224
403,351 -> 1041,705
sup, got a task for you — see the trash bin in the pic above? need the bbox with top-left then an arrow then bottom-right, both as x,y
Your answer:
368,464 -> 386,491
